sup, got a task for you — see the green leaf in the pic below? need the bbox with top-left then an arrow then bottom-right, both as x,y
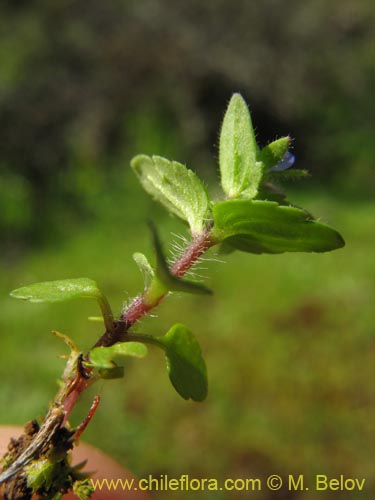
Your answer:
257,137 -> 290,169
130,327 -> 207,401
146,223 -> 212,302
219,93 -> 262,199
127,325 -> 207,401
160,324 -> 208,402
211,199 -> 345,254
10,278 -> 101,303
133,252 -> 155,287
89,342 -> 148,370
10,277 -> 114,332
131,155 -> 210,235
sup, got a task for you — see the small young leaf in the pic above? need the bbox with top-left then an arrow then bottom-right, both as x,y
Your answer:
133,252 -> 155,287
211,199 -> 345,254
131,155 -> 210,235
219,93 -> 262,199
257,137 -> 291,170
89,342 -> 148,370
10,278 -> 101,303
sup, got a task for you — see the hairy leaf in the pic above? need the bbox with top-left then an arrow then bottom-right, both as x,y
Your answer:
131,155 -> 210,235
258,137 -> 291,170
211,199 -> 345,254
219,93 -> 262,199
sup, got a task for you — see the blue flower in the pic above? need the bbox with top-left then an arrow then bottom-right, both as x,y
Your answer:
268,151 -> 295,172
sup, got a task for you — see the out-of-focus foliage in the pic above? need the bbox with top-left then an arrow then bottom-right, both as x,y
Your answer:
0,0 -> 373,248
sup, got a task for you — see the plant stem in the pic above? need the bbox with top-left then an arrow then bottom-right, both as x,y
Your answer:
0,227 -> 214,487
122,227 -> 213,327
54,228 -> 214,425
66,228 -> 213,410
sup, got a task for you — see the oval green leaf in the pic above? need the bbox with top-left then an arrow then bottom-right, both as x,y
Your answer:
10,278 -> 101,303
219,94 -> 262,199
211,199 -> 345,254
158,323 -> 208,402
127,326 -> 207,401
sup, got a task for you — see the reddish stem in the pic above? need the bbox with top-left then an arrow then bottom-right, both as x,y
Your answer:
122,228 -> 212,326
62,377 -> 92,423
63,229 -> 213,425
170,229 -> 212,277
121,296 -> 154,325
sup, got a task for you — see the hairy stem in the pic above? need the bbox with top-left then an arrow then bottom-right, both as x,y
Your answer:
122,228 -> 213,327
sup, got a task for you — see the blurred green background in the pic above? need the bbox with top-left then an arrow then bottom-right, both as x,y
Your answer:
0,1 -> 373,499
